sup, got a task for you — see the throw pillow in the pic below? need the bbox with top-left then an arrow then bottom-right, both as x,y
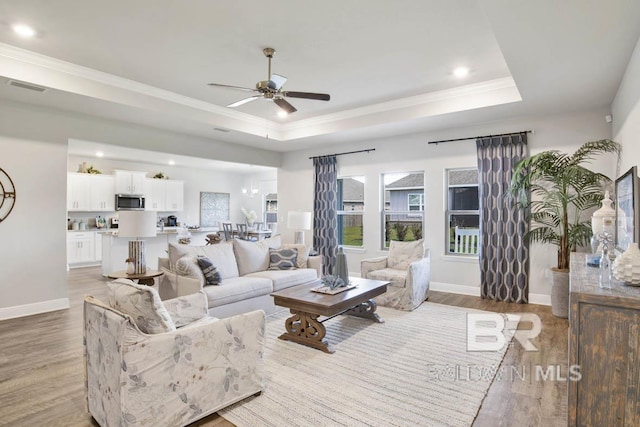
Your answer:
269,248 -> 298,270
197,256 -> 222,286
387,239 -> 425,270
175,255 -> 206,285
106,279 -> 176,334
282,243 -> 311,268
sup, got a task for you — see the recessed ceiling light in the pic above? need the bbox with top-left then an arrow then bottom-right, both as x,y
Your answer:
168,160 -> 176,165
277,110 -> 288,118
95,151 -> 104,157
12,24 -> 36,38
453,67 -> 470,78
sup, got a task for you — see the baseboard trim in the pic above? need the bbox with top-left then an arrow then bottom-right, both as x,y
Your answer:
0,298 -> 70,320
430,281 -> 550,306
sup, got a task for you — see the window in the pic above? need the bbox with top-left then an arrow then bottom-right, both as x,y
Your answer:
337,176 -> 364,247
408,193 -> 424,211
446,168 -> 479,255
264,193 -> 277,224
382,171 -> 424,248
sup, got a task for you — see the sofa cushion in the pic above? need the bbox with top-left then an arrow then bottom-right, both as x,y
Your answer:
107,279 -> 176,334
197,256 -> 222,286
269,248 -> 298,270
387,239 -> 424,270
247,268 -> 318,291
282,243 -> 311,268
233,235 -> 283,276
367,268 -> 408,288
175,255 -> 206,284
202,276 -> 273,308
168,242 -> 239,279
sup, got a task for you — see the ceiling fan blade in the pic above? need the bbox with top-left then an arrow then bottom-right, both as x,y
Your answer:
268,74 -> 287,90
227,95 -> 261,108
283,91 -> 330,101
273,98 -> 297,114
208,82 -> 258,93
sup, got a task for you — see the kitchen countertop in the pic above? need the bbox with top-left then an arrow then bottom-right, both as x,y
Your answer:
70,227 -> 219,235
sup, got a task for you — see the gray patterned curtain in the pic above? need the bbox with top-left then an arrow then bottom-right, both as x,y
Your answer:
476,134 -> 529,303
313,155 -> 338,276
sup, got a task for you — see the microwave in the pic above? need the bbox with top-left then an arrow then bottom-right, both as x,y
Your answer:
115,194 -> 145,210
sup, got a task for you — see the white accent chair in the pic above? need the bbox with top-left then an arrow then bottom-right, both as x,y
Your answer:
454,227 -> 480,254
84,280 -> 265,427
360,239 -> 430,311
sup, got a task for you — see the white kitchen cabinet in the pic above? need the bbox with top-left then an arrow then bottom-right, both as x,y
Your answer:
68,173 -> 115,212
115,170 -> 146,195
67,232 -> 95,264
67,173 -> 91,211
165,180 -> 184,211
144,178 -> 183,211
144,178 -> 166,210
90,175 -> 115,211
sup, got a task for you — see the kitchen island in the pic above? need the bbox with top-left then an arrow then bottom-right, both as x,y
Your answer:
99,227 -> 218,276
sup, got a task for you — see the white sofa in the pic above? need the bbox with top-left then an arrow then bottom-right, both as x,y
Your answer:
158,235 -> 322,318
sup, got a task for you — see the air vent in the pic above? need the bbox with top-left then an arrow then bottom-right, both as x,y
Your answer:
213,127 -> 231,133
7,79 -> 47,92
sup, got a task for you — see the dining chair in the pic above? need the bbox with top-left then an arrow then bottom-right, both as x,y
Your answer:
236,223 -> 249,240
222,223 -> 234,241
253,221 -> 263,231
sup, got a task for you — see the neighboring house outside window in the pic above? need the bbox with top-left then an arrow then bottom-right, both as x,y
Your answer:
446,168 -> 480,255
382,172 -> 424,249
337,176 -> 364,247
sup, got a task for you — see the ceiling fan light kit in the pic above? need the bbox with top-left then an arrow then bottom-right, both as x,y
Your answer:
208,47 -> 330,114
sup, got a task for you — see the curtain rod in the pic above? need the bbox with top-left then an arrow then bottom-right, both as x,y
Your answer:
308,148 -> 375,160
428,130 -> 533,145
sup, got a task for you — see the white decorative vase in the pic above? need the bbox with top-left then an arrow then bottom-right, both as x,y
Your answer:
612,243 -> 640,286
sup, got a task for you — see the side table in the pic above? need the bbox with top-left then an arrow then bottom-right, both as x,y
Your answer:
107,269 -> 163,286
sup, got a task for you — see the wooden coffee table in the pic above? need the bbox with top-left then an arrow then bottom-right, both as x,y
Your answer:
107,269 -> 163,286
270,277 -> 388,353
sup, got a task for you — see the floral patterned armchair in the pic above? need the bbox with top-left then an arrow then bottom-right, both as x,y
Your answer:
83,279 -> 265,427
360,239 -> 430,311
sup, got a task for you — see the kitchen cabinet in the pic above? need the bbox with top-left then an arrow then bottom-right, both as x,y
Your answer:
67,173 -> 91,211
164,180 -> 184,211
67,173 -> 115,211
144,178 -> 184,211
94,232 -> 102,260
67,232 -> 95,264
115,170 -> 146,195
89,175 -> 115,210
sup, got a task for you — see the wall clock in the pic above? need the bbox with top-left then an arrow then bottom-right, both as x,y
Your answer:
0,167 -> 16,223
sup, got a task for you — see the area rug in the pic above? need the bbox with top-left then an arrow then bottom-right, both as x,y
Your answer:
219,302 -> 513,427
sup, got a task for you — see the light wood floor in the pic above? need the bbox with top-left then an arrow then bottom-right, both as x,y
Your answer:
0,267 -> 568,426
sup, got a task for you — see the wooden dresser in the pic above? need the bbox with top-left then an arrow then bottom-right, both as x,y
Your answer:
568,253 -> 640,426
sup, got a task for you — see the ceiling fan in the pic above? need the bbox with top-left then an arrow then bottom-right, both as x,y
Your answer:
207,47 -> 330,114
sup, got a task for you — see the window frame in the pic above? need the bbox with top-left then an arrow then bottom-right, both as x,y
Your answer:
445,167 -> 480,257
380,171 -> 425,250
337,176 -> 365,248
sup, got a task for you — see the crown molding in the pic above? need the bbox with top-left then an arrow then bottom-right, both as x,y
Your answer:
0,42 -> 267,127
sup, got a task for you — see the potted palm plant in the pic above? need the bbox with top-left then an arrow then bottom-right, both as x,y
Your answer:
508,139 -> 621,317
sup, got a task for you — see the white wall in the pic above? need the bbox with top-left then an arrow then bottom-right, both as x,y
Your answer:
0,136 -> 69,318
612,34 -> 640,172
280,108 -> 615,302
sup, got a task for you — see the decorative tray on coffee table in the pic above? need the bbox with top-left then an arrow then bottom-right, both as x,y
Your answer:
311,283 -> 357,295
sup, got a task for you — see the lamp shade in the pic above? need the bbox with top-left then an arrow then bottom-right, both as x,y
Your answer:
287,211 -> 312,230
118,210 -> 157,238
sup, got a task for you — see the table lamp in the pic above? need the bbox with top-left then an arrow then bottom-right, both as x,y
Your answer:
287,211 -> 312,245
118,210 -> 157,274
